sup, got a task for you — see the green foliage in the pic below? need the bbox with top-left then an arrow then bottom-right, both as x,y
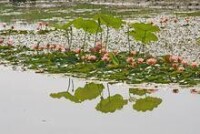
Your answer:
96,94 -> 128,113
94,13 -> 123,29
109,52 -> 120,66
74,82 -> 104,101
0,29 -> 30,36
129,88 -> 150,96
50,91 -> 81,103
133,96 -> 162,112
1,46 -> 200,86
50,82 -> 104,103
132,23 -> 160,32
130,23 -> 160,44
54,20 -> 74,30
73,18 -> 100,34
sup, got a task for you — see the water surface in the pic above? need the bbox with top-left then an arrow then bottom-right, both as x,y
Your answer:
0,66 -> 200,134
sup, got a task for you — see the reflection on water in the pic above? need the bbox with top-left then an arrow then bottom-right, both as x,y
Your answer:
1,66 -> 200,134
50,81 -> 163,113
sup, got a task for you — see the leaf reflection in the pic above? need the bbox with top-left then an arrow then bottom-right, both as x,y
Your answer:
96,94 -> 128,113
50,82 -> 163,113
133,97 -> 162,112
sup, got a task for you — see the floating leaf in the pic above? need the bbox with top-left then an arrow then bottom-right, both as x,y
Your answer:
129,88 -> 150,96
74,82 -> 104,101
96,94 -> 128,113
133,96 -> 162,112
50,91 -> 81,103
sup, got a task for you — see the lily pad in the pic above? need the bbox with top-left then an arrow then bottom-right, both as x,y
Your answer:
133,96 -> 162,112
74,82 -> 104,101
96,94 -> 128,113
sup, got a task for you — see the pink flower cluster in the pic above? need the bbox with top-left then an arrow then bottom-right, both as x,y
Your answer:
169,55 -> 199,72
81,55 -> 97,62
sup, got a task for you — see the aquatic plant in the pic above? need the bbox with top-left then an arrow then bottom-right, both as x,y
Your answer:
50,83 -> 163,113
73,17 -> 100,50
93,13 -> 123,49
54,20 -> 74,50
129,22 -> 160,53
0,44 -> 200,86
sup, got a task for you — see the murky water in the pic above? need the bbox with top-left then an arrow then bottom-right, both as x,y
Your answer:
0,66 -> 200,134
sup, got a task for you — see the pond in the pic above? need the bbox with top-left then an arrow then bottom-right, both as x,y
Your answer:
0,1 -> 200,134
0,66 -> 200,134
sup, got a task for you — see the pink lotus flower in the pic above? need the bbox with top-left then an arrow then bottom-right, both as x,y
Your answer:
191,62 -> 198,68
126,57 -> 134,64
178,56 -> 183,63
130,51 -> 137,56
137,58 -> 144,64
100,48 -> 107,54
74,48 -> 81,54
169,55 -> 178,63
181,60 -> 188,66
101,55 -> 110,62
177,66 -> 184,72
103,53 -> 109,57
88,55 -> 97,61
146,58 -> 157,66
95,41 -> 103,51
